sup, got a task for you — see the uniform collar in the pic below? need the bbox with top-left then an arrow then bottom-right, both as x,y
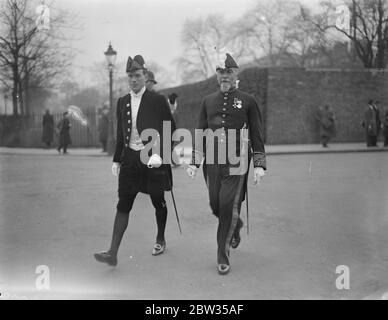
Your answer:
219,87 -> 237,96
130,86 -> 146,98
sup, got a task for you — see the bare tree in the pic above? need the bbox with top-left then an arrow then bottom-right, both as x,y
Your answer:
241,0 -> 302,66
177,14 -> 246,83
302,0 -> 388,69
0,0 -> 76,115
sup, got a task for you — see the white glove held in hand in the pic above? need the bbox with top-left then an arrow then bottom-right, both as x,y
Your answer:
112,162 -> 120,177
253,167 -> 265,186
186,165 -> 197,179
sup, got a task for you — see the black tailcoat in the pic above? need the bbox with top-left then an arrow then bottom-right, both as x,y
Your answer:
113,89 -> 176,194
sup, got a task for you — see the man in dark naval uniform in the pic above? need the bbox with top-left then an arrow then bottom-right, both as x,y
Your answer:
187,53 -> 266,275
94,55 -> 176,266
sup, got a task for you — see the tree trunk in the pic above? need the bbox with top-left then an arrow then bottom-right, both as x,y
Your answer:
12,80 -> 18,116
375,0 -> 386,69
18,84 -> 24,116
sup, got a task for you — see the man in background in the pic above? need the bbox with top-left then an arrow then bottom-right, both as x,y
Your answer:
146,70 -> 157,92
42,109 -> 54,148
362,100 -> 378,147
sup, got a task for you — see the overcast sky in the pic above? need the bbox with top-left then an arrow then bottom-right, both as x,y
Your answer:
54,0 -> 320,85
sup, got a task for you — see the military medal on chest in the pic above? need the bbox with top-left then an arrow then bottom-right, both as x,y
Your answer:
233,98 -> 242,109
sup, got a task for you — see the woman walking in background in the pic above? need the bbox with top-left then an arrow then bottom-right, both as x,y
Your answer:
57,111 -> 72,154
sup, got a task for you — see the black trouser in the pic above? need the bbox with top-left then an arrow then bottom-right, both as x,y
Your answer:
205,164 -> 245,266
58,140 -> 68,153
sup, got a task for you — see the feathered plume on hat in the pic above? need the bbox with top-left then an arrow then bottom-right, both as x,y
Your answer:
215,47 -> 238,71
126,55 -> 147,72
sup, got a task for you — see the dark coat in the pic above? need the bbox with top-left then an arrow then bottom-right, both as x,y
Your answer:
316,107 -> 336,137
383,110 -> 388,136
98,113 -> 109,142
113,89 -> 176,194
194,89 -> 266,169
374,106 -> 381,135
57,118 -> 72,146
193,89 -> 267,202
363,106 -> 378,136
42,113 -> 54,143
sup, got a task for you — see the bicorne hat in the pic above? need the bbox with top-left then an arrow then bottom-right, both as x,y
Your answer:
126,55 -> 147,72
216,53 -> 238,71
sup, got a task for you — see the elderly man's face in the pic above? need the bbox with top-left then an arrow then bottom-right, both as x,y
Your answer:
128,69 -> 147,93
216,68 -> 238,93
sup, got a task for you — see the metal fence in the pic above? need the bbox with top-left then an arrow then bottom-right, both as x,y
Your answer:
0,110 -> 102,148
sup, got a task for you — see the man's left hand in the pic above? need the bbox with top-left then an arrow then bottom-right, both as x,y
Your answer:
253,167 -> 265,186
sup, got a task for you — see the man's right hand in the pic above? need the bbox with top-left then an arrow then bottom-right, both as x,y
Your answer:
186,165 -> 197,179
112,162 -> 120,177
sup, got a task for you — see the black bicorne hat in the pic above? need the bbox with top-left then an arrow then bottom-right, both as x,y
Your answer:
126,55 -> 147,72
216,53 -> 238,71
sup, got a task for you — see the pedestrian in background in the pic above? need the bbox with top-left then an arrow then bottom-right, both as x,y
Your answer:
383,109 -> 388,147
373,101 -> 382,142
167,93 -> 181,167
146,70 -> 157,92
42,109 -> 54,148
98,107 -> 109,152
315,105 -> 336,147
362,100 -> 378,147
57,111 -> 72,154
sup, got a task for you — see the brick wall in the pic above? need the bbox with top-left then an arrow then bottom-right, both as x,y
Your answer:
162,67 -> 388,144
266,68 -> 388,144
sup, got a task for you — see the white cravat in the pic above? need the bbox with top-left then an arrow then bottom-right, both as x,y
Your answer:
129,86 -> 146,151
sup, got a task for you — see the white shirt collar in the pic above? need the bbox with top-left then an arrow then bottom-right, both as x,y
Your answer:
130,86 -> 146,98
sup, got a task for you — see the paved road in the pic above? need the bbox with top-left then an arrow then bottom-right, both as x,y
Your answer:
0,151 -> 387,299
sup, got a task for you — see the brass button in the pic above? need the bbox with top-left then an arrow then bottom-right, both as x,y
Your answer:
127,128 -> 130,132
127,111 -> 130,115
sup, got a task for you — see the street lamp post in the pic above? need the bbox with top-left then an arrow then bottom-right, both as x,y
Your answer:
104,42 -> 117,156
4,94 -> 8,115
